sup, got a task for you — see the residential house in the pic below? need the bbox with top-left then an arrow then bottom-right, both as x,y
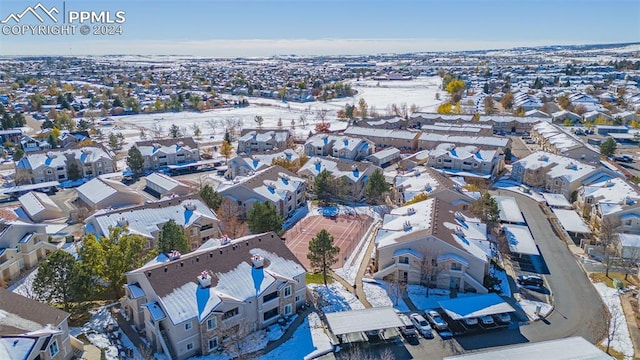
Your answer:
427,144 -> 503,178
524,110 -> 550,118
122,232 -> 306,360
218,166 -> 306,219
20,135 -> 51,153
135,137 -> 200,171
85,196 -> 220,251
511,151 -> 610,198
355,116 -> 408,129
530,122 -> 601,164
16,145 -> 116,184
577,176 -> 640,233
145,172 -> 194,198
367,147 -> 401,168
342,126 -> 420,152
0,288 -> 79,360
596,125 -> 628,136
409,113 -> 540,134
58,131 -> 90,148
0,129 -> 22,145
417,133 -> 510,152
421,123 -> 494,137
583,111 -> 612,123
551,110 -> 581,124
303,133 -> 374,160
237,130 -> 291,154
76,177 -> 144,210
373,191 -> 489,294
0,221 -> 54,282
18,191 -> 63,222
225,149 -> 299,179
297,157 -> 381,201
616,233 -> 640,259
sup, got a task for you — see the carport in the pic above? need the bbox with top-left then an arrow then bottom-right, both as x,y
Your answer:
551,208 -> 591,238
494,196 -> 526,224
502,224 -> 540,256
325,307 -> 404,339
438,293 -> 516,321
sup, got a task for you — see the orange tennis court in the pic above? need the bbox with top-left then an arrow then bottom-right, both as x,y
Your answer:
283,213 -> 373,270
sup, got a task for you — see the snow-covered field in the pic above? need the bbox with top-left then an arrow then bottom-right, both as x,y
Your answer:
407,285 -> 478,311
310,283 -> 365,313
593,282 -> 634,359
115,76 -> 442,139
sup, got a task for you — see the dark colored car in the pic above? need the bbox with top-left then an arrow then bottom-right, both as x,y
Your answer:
517,274 -> 544,287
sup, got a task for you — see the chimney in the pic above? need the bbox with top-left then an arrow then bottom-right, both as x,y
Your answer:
198,270 -> 212,288
252,254 -> 264,268
183,202 -> 197,211
169,250 -> 181,260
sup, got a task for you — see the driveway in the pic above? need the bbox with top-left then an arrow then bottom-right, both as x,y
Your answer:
496,191 -> 607,344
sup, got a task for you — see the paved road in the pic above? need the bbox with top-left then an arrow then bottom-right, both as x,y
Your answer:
502,191 -> 607,344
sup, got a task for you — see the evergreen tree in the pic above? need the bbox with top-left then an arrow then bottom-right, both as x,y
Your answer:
314,169 -> 334,204
199,184 -> 222,211
169,124 -> 181,138
126,146 -> 145,177
67,161 -> 81,181
246,201 -> 283,234
158,219 -> 190,254
307,229 -> 340,286
600,137 -> 617,157
33,250 -> 84,311
365,169 -> 391,205
470,192 -> 499,225
79,227 -> 150,298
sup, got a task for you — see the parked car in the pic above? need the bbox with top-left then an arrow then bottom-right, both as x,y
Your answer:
365,329 -> 381,341
517,274 -> 544,287
462,317 -> 478,326
613,155 -> 634,163
480,315 -> 495,326
424,310 -> 448,331
398,313 -> 417,338
410,313 -> 434,338
525,139 -> 536,144
494,312 -> 511,324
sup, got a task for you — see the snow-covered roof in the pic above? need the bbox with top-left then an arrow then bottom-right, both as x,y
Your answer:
542,193 -> 572,208
443,336 -> 611,360
502,224 -> 539,255
89,197 -> 217,238
618,233 -> 640,249
343,126 -> 418,140
18,191 -> 61,219
494,196 -> 525,224
514,151 -> 596,182
325,307 -> 404,336
375,198 -> 435,248
581,178 -> 640,208
438,293 -> 516,320
418,133 -> 509,148
145,172 -> 190,192
551,209 -> 591,233
298,157 -> 375,183
369,147 -> 400,160
17,146 -> 113,171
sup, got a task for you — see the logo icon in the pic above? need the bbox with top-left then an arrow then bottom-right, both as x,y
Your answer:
1,2 -> 59,24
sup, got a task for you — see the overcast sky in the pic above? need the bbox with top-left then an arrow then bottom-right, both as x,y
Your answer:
1,0 -> 639,56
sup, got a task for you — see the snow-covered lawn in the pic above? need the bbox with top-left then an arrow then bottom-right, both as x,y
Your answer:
407,285 -> 478,312
362,280 -> 409,312
309,283 -> 364,313
517,299 -> 553,320
491,265 -> 512,297
593,282 -> 634,359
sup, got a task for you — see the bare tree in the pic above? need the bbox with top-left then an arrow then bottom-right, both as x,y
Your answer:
217,198 -> 248,238
205,119 -> 219,135
599,217 -> 619,278
299,114 -> 307,128
338,346 -> 394,360
151,122 -> 164,139
420,252 -> 445,297
620,247 -> 639,281
385,272 -> 406,306
604,303 -> 624,355
224,117 -> 244,137
134,343 -> 155,360
220,319 -> 251,360
316,109 -> 328,124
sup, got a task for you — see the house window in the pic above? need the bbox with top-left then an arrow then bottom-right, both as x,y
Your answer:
49,340 -> 59,357
451,263 -> 462,271
263,307 -> 279,321
284,285 -> 292,298
284,304 -> 293,316
263,291 -> 278,303
185,321 -> 192,331
191,228 -> 198,236
295,296 -> 300,302
222,307 -> 239,320
207,317 -> 217,330
187,342 -> 194,351
399,256 -> 409,264
208,337 -> 219,351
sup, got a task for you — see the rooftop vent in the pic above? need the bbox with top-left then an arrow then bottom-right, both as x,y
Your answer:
198,270 -> 212,288
455,211 -> 465,222
168,250 -> 181,261
539,155 -> 549,162
605,180 -> 613,187
252,254 -> 264,268
455,227 -> 465,238
177,141 -> 184,147
221,235 -> 231,245
351,164 -> 357,171
116,217 -> 128,227
46,151 -> 57,158
183,202 -> 197,211
407,207 -> 416,215
565,162 -> 577,170
425,184 -> 432,192
152,143 -> 161,149
403,221 -> 412,231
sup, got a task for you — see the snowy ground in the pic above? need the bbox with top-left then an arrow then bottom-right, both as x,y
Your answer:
491,265 -> 512,298
407,285 -> 479,312
361,279 -> 410,312
333,220 -> 378,285
309,283 -> 365,313
593,282 -> 634,359
114,76 -> 441,140
517,299 -> 553,321
254,313 -> 333,360
70,305 -> 143,360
